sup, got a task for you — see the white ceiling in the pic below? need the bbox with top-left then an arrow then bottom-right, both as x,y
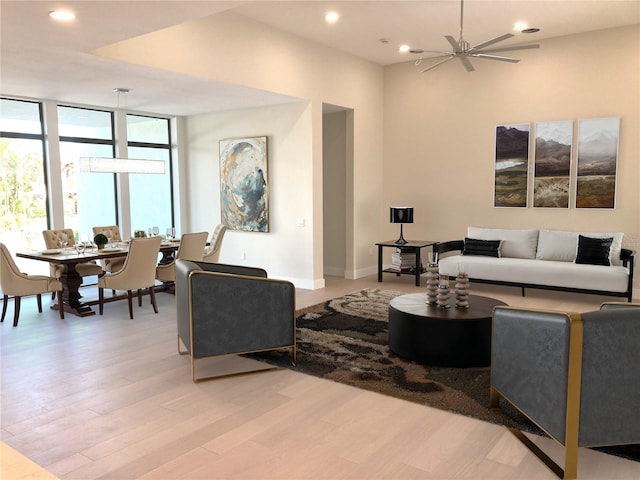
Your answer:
1,1 -> 638,116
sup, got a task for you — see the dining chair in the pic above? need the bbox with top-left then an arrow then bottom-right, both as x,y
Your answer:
42,229 -> 103,298
202,224 -> 227,263
156,232 -> 208,285
92,225 -> 125,272
98,236 -> 162,319
0,243 -> 64,327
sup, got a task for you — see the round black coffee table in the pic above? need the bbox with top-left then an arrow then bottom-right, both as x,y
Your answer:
388,293 -> 507,367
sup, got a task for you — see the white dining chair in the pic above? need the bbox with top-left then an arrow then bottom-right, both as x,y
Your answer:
156,232 -> 208,285
202,224 -> 227,263
1,243 -> 64,327
42,229 -> 103,299
98,236 -> 162,319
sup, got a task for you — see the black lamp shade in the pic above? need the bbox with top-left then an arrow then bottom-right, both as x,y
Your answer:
390,207 -> 414,224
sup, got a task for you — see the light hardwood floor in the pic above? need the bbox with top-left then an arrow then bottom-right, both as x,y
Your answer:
1,275 -> 639,480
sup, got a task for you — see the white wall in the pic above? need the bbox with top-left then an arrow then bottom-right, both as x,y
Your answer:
383,25 -> 640,292
185,102 -> 315,287
323,110 -> 348,277
95,10 -> 385,289
96,14 -> 638,294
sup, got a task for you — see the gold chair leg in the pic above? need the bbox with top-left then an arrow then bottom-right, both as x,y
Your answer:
489,386 -> 501,409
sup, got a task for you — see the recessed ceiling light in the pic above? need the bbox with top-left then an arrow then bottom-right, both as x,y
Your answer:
513,22 -> 528,32
522,27 -> 540,34
325,11 -> 339,24
399,45 -> 411,53
49,10 -> 75,22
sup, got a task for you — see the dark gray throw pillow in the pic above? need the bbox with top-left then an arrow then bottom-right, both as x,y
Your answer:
575,235 -> 613,266
462,237 -> 502,257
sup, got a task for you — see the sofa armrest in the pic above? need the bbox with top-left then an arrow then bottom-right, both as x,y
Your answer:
435,240 -> 464,261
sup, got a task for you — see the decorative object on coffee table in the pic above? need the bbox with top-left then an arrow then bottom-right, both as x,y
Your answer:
455,272 -> 470,308
425,262 -> 439,304
436,274 -> 451,308
389,206 -> 413,245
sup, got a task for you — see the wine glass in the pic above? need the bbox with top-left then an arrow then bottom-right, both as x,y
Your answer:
105,229 -> 113,248
75,241 -> 85,255
58,232 -> 68,249
152,226 -> 159,236
166,227 -> 175,241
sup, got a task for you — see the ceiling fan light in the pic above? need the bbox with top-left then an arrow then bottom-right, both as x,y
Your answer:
49,10 -> 75,22
513,22 -> 529,32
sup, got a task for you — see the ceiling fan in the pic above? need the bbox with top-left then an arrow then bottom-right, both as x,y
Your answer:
412,0 -> 540,73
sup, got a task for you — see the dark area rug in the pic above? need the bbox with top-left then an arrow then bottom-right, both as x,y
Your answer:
248,288 -> 639,463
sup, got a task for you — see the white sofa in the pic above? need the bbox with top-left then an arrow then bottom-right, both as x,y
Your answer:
437,227 -> 636,301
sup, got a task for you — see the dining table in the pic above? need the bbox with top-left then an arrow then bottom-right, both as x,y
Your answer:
16,241 -> 180,317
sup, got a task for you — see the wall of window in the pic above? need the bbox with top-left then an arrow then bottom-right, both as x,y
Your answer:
127,114 -> 173,236
0,98 -> 48,258
0,97 -> 175,261
58,105 -> 118,239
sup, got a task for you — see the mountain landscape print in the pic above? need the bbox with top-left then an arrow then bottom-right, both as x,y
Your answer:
494,124 -> 530,207
576,117 -> 619,208
534,121 -> 573,208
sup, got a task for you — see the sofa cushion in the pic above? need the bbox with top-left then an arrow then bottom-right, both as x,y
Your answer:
438,255 -> 630,293
536,229 -> 579,262
467,227 -> 539,259
536,229 -> 624,266
463,238 -> 501,257
575,235 -> 613,266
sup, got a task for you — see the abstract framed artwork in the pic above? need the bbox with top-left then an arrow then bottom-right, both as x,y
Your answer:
533,120 -> 573,208
494,123 -> 530,207
576,117 -> 619,209
219,136 -> 269,232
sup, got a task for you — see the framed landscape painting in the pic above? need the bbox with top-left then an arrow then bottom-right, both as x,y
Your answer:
576,117 -> 619,209
533,120 -> 573,208
219,136 -> 269,232
494,123 -> 530,207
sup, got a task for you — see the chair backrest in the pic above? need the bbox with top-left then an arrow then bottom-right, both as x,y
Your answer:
0,243 -> 23,287
203,224 -> 227,262
176,232 -> 208,262
109,237 -> 162,290
92,225 -> 122,242
43,229 -> 76,248
0,243 -> 55,296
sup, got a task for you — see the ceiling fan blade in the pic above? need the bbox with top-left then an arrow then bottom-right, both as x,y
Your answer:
445,35 -> 461,52
470,54 -> 520,63
470,33 -> 514,51
476,43 -> 540,54
459,56 -> 475,72
422,56 -> 455,73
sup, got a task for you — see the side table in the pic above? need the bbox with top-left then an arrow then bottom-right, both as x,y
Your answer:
376,240 -> 437,287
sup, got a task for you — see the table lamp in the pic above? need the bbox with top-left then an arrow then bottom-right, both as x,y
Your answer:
390,207 -> 413,245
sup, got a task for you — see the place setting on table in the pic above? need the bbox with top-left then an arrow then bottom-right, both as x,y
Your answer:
16,228 -> 181,317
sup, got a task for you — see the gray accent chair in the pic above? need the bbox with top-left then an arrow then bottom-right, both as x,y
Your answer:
490,302 -> 640,480
176,259 -> 296,382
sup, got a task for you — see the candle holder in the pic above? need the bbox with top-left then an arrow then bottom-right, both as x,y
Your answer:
425,262 -> 439,304
436,274 -> 451,308
455,272 -> 470,309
